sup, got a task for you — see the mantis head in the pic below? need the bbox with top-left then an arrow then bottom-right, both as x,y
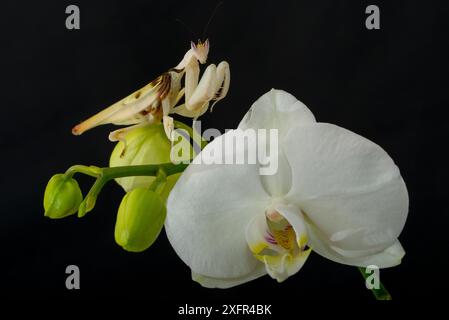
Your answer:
191,39 -> 209,64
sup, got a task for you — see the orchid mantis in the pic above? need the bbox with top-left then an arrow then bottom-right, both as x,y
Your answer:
72,39 -> 230,142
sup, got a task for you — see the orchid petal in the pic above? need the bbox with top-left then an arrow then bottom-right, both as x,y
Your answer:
283,123 -> 408,263
259,148 -> 292,197
166,131 -> 270,279
238,89 -> 316,138
238,89 -> 314,197
306,220 -> 405,267
191,265 -> 267,289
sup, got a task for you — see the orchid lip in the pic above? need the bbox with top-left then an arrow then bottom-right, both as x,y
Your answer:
245,203 -> 311,282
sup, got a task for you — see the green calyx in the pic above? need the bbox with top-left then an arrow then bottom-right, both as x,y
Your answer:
110,123 -> 193,197
115,188 -> 166,252
43,174 -> 83,219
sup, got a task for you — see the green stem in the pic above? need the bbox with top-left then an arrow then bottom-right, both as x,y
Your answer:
65,165 -> 102,178
71,163 -> 188,217
358,267 -> 392,300
148,168 -> 167,194
100,163 -> 187,179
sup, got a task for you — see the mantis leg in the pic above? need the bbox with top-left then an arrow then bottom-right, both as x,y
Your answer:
183,61 -> 230,113
162,98 -> 175,141
184,61 -> 200,104
210,61 -> 230,112
108,122 -> 149,142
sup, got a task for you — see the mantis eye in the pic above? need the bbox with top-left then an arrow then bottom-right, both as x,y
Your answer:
190,41 -> 197,50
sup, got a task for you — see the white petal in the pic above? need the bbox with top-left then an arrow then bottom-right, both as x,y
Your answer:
285,123 -> 403,200
306,220 -> 405,267
302,176 -> 408,252
283,123 -> 408,260
237,89 -> 314,197
191,265 -> 267,289
166,131 -> 271,279
238,89 -> 316,139
259,148 -> 292,197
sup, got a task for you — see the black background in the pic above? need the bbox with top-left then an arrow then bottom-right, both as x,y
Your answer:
1,0 -> 448,304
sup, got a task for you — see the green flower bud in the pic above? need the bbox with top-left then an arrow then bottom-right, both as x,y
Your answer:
43,174 -> 83,219
110,124 -> 193,198
115,188 -> 166,252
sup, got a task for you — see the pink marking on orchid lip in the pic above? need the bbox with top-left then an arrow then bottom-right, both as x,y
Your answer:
265,231 -> 277,245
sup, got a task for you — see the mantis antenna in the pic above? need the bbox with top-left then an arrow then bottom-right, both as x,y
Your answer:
175,2 -> 223,42
201,1 -> 223,41
174,18 -> 198,39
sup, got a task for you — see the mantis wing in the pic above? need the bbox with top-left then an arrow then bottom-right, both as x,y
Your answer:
72,77 -> 165,135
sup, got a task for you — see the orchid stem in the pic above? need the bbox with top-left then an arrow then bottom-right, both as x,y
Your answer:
148,168 -> 167,194
67,163 -> 188,218
65,165 -> 102,178
358,267 -> 392,300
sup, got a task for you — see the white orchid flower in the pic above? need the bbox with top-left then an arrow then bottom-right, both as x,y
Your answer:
165,89 -> 408,288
